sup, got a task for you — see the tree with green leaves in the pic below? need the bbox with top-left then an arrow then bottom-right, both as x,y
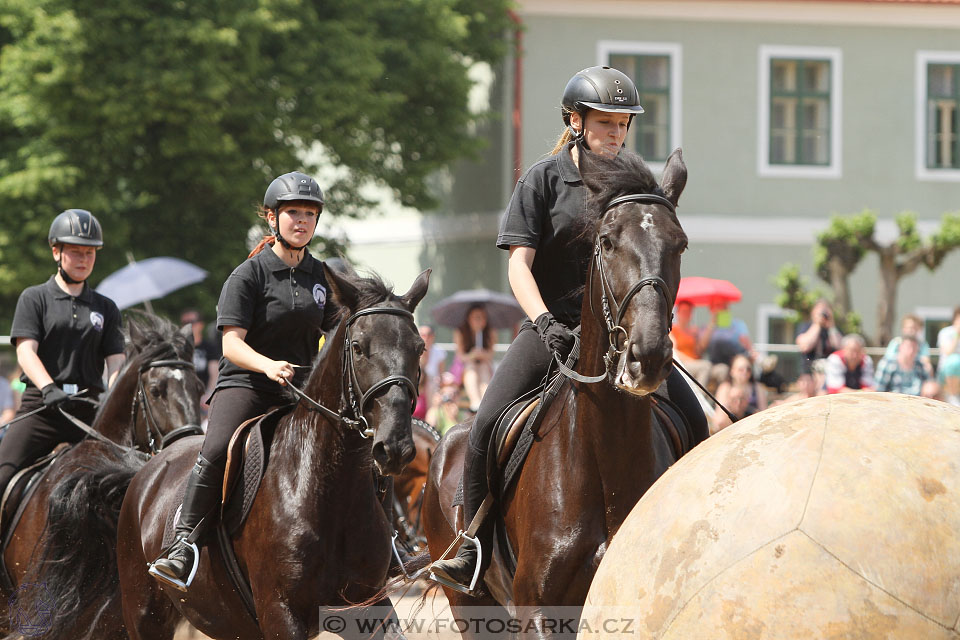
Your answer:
776,209 -> 960,345
0,0 -> 512,327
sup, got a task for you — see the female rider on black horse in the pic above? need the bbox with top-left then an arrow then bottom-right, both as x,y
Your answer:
430,66 -> 709,590
3,210 -> 126,506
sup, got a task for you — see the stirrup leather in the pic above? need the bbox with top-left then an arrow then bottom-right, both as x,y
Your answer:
428,530 -> 483,595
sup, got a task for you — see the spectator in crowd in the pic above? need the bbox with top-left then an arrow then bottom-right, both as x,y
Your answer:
704,301 -> 754,369
670,301 -> 718,389
939,352 -> 960,407
715,353 -> 767,417
937,307 -> 960,390
426,371 -> 464,435
883,313 -> 932,377
758,354 -> 786,394
772,372 -> 821,406
180,309 -> 221,411
0,360 -> 16,426
453,304 -> 495,412
875,335 -> 936,397
825,334 -> 875,393
795,299 -> 842,375
709,384 -> 750,435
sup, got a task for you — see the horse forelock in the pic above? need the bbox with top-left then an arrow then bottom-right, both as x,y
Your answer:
125,313 -> 194,365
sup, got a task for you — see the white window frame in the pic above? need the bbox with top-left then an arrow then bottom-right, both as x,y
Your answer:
597,40 -> 682,173
758,45 -> 843,179
915,50 -> 960,182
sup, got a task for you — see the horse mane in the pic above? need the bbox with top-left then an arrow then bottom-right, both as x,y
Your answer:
577,145 -> 663,241
94,312 -> 194,422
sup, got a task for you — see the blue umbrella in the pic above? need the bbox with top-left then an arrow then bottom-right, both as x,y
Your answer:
96,257 -> 208,310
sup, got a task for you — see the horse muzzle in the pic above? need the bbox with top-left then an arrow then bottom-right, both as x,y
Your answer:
372,430 -> 416,476
615,337 -> 673,395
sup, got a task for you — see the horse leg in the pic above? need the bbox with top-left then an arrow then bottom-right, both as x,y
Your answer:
446,591 -> 509,640
116,493 -> 180,640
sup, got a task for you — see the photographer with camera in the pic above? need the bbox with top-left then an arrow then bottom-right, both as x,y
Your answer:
795,299 -> 842,376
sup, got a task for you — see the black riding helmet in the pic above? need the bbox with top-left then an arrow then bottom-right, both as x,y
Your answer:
263,171 -> 324,250
561,66 -> 645,143
48,209 -> 103,284
48,209 -> 103,247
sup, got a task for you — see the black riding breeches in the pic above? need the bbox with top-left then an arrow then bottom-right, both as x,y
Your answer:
200,386 -> 286,470
0,389 -> 94,497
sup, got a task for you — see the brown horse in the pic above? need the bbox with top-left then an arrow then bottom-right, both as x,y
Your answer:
115,266 -> 429,640
3,313 -> 204,639
421,148 -> 706,636
392,418 -> 442,554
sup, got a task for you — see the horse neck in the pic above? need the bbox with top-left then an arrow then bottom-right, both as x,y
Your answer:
91,356 -> 139,445
575,276 -> 661,505
271,320 -> 372,500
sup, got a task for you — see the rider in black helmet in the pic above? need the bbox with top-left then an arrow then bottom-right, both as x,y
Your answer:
150,171 -> 336,588
429,66 -> 707,593
3,209 -> 124,511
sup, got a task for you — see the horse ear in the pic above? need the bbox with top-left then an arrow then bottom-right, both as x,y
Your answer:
323,263 -> 359,312
660,148 -> 687,207
126,317 -> 144,354
401,269 -> 431,312
179,323 -> 193,340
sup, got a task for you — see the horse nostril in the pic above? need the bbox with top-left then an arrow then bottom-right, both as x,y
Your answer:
372,442 -> 389,470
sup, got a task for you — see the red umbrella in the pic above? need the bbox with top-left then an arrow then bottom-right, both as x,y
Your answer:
675,277 -> 742,307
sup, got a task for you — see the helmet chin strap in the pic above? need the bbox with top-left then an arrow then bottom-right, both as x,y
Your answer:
56,249 -> 85,285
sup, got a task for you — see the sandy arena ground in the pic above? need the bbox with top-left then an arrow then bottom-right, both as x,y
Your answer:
173,585 -> 460,639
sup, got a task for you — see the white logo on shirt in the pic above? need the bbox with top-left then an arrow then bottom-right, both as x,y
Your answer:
313,284 -> 327,309
89,311 -> 104,331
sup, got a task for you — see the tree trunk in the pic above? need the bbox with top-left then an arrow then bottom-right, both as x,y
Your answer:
826,256 -> 852,319
876,247 -> 899,346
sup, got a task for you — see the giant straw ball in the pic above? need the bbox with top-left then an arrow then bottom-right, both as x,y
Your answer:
580,393 -> 960,639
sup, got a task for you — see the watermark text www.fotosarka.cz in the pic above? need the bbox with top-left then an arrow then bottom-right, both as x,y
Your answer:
319,606 -> 643,638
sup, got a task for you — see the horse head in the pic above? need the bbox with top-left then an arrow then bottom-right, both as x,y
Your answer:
115,313 -> 205,452
579,147 -> 688,395
322,265 -> 431,476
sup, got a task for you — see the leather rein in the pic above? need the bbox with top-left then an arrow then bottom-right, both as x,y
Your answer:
286,306 -> 420,438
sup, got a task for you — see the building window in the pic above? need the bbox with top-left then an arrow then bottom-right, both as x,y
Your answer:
609,53 -> 671,162
759,46 -> 841,179
769,59 -> 831,165
926,64 -> 960,170
598,41 -> 681,168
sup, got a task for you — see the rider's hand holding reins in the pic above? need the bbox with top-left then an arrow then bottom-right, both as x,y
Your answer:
535,312 -> 576,363
41,383 -> 70,408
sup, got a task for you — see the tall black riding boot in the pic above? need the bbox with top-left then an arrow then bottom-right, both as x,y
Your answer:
150,453 -> 224,585
430,439 -> 491,590
378,475 -> 413,576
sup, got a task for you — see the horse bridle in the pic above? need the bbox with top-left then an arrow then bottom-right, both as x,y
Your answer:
132,358 -> 204,454
287,306 -> 420,438
568,193 -> 678,383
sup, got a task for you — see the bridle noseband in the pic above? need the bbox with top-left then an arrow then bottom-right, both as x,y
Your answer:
287,306 -> 419,438
133,358 -> 204,454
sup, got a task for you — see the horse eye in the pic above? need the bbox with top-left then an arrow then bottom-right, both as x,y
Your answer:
149,384 -> 162,398
352,341 -> 363,356
600,236 -> 613,251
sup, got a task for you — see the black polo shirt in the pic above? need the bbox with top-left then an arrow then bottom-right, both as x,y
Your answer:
215,248 -> 337,394
496,141 -> 591,328
10,276 -> 124,393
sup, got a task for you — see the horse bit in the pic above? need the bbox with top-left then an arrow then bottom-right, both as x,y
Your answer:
133,358 -> 204,454
287,306 -> 420,438
561,192 -> 677,384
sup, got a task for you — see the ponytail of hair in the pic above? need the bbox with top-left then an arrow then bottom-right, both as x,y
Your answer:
248,204 -> 276,257
549,128 -> 573,155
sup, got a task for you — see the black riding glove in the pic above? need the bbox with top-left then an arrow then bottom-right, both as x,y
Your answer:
534,312 -> 576,363
41,383 -> 70,408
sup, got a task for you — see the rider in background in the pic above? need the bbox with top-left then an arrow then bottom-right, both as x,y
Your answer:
430,66 -> 709,590
150,171 -> 337,585
2,210 -> 125,500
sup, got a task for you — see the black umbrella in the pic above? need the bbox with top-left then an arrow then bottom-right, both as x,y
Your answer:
430,289 -> 525,329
